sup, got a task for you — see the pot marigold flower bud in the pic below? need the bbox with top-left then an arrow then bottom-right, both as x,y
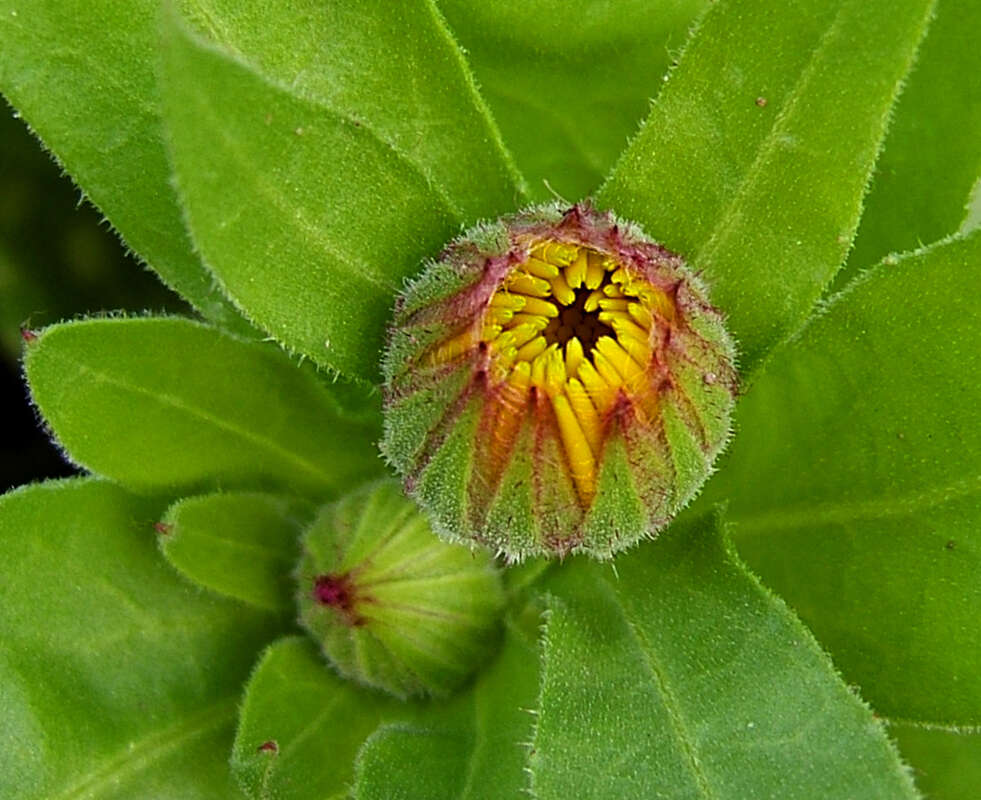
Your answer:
295,479 -> 505,699
382,203 -> 736,561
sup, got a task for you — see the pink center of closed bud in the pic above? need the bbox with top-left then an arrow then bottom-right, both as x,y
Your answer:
313,573 -> 355,612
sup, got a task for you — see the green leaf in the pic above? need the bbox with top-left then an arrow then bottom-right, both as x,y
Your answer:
159,3 -> 527,382
703,231 -> 981,725
838,0 -> 981,285
891,723 -> 981,800
530,512 -> 917,799
160,492 -> 313,611
439,0 -> 708,201
963,178 -> 981,234
0,478 -> 277,799
231,636 -> 404,800
24,316 -> 383,497
597,0 -> 935,375
353,618 -> 540,800
0,0 -> 250,331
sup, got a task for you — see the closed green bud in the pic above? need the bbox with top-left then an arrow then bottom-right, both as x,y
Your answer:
296,479 -> 506,699
382,203 -> 737,561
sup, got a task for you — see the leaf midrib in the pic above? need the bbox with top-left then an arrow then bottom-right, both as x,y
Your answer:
177,8 -> 468,229
49,696 -> 236,800
731,476 -> 981,535
57,356 -> 336,489
690,2 -> 849,268
599,576 -> 718,800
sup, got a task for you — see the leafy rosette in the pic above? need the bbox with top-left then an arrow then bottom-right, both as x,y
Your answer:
383,203 -> 737,560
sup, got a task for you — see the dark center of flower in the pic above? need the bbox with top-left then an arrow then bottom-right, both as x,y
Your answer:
542,283 -> 615,351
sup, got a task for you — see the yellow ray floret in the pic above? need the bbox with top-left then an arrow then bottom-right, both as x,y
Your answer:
565,378 -> 603,456
599,312 -> 650,347
491,293 -> 526,311
566,249 -> 588,289
429,326 -> 475,364
577,359 -> 618,413
551,392 -> 596,503
617,333 -> 652,367
523,257 -> 560,279
595,336 -> 646,387
598,297 -> 630,312
508,273 -> 552,298
549,270 -> 576,306
627,302 -> 653,329
521,297 -> 560,318
507,313 -> 550,330
565,337 -> 585,377
515,335 -> 548,362
508,323 -> 542,349
534,241 -> 578,266
583,289 -> 605,313
592,349 -> 626,394
584,251 -> 606,289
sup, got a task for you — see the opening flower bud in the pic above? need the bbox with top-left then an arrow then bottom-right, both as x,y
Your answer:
295,479 -> 506,699
382,203 -> 737,561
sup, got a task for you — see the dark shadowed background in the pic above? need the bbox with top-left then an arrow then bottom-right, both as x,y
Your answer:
1,104 -> 185,491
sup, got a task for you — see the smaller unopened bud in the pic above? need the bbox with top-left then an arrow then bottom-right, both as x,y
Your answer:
296,479 -> 506,699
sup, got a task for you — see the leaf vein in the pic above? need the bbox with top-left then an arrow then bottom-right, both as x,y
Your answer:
66,360 -> 335,489
49,697 -> 235,800
693,3 -> 849,268
600,577 -> 718,800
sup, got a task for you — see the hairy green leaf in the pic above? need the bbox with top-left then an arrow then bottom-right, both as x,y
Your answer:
231,636 -> 404,800
839,0 -> 981,284
177,0 -> 526,222
160,492 -> 313,611
597,0 -> 934,375
530,513 -> 917,799
353,618 -> 540,800
0,479 -> 277,799
892,724 -> 981,800
439,0 -> 708,201
0,0 -> 249,331
705,231 -> 981,725
24,317 -> 382,496
963,179 -> 981,234
159,3 -> 526,382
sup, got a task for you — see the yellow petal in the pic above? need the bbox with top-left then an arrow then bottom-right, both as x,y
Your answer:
552,392 -> 596,504
585,251 -> 606,289
566,377 -> 603,456
508,273 -> 552,298
566,249 -> 588,289
523,257 -> 560,279
515,335 -> 548,362
565,337 -> 585,376
549,270 -> 576,305
521,297 -> 560,318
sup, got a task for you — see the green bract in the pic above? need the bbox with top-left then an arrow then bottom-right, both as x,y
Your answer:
1,0 -> 979,798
